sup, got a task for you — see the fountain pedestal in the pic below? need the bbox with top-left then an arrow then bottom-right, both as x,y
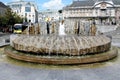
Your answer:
4,34 -> 118,64
11,34 -> 111,56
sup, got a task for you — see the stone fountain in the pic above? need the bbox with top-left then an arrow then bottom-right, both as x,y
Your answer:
4,20 -> 118,65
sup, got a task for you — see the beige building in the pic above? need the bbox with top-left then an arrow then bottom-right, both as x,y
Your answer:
7,1 -> 38,23
39,9 -> 60,22
63,0 -> 120,25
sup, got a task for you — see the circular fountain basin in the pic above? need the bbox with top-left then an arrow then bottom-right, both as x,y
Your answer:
11,34 -> 111,56
4,46 -> 118,65
4,34 -> 118,65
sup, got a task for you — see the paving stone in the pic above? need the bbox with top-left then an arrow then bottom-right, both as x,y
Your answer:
0,26 -> 120,80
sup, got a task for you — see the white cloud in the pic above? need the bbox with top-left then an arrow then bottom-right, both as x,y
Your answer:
11,0 -> 31,1
11,0 -> 21,1
42,0 -> 64,10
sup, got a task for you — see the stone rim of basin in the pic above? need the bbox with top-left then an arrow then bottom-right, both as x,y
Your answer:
10,34 -> 111,56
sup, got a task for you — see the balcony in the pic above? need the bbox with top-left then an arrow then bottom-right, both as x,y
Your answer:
65,13 -> 95,18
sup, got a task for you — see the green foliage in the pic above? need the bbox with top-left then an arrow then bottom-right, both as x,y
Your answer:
0,15 -> 7,26
0,8 -> 24,27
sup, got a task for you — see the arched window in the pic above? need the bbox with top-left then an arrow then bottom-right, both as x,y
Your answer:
25,2 -> 31,12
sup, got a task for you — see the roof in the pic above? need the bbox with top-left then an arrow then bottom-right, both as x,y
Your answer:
0,2 -> 8,8
68,0 -> 95,7
112,0 -> 120,5
14,24 -> 23,25
7,1 -> 36,6
96,0 -> 120,5
64,0 -> 120,9
97,0 -> 111,1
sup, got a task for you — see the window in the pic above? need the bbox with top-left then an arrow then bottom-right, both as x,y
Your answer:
25,3 -> 31,12
25,7 -> 31,12
29,15 -> 31,17
25,13 -> 27,17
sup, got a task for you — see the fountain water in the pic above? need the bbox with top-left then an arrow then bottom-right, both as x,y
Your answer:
4,19 -> 118,65
59,20 -> 66,35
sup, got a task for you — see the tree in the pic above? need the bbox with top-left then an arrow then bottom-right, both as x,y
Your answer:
0,15 -> 7,26
2,9 -> 23,24
14,13 -> 23,23
3,8 -> 23,26
0,8 -> 24,32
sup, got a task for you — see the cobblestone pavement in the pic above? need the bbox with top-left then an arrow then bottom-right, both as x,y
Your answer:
104,26 -> 120,47
0,33 -> 10,47
0,50 -> 120,80
0,28 -> 120,80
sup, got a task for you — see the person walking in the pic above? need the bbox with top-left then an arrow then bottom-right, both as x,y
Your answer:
46,20 -> 50,34
90,22 -> 97,36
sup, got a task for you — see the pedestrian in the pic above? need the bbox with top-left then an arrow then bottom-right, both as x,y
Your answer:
51,22 -> 55,34
90,22 -> 97,36
74,21 -> 78,34
46,20 -> 50,34
84,21 -> 90,36
77,21 -> 80,35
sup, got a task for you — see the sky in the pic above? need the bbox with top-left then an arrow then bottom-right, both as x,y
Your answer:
0,0 -> 73,10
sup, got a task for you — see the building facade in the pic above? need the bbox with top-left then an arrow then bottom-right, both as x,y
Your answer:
63,0 -> 120,25
7,1 -> 38,23
0,2 -> 8,16
39,9 -> 60,22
